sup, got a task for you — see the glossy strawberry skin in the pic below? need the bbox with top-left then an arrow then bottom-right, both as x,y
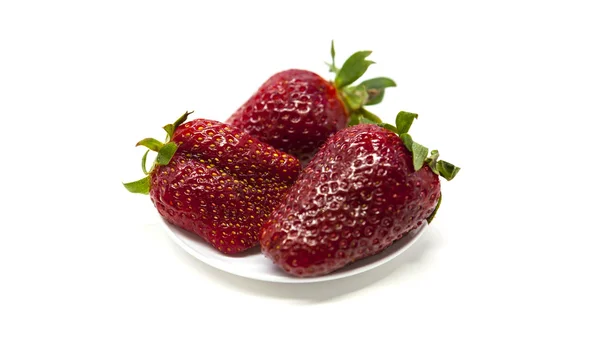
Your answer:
260,124 -> 440,276
226,69 -> 348,164
150,119 -> 301,254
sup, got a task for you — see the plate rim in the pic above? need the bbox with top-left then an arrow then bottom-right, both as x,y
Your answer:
161,216 -> 428,283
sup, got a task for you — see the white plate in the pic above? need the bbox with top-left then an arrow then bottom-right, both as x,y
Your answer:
161,216 -> 428,283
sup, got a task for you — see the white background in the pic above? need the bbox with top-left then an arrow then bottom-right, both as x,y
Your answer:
1,0 -> 599,345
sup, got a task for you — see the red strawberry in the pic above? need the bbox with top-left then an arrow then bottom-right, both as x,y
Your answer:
226,41 -> 396,165
260,112 -> 459,277
124,111 -> 301,254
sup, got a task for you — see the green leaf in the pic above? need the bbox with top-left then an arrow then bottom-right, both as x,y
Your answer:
426,193 -> 442,224
335,51 -> 374,88
436,160 -> 461,181
427,149 -> 440,174
359,77 -> 396,90
141,149 -> 150,175
326,40 -> 338,73
365,89 -> 385,106
380,123 -> 398,132
163,124 -> 175,139
331,40 -> 336,62
358,116 -> 378,125
173,110 -> 192,130
400,133 -> 413,149
330,40 -> 336,71
348,113 -> 360,126
358,77 -> 396,105
400,133 -> 428,171
395,111 -> 419,134
156,142 -> 178,166
411,142 -> 429,171
136,138 -> 164,152
123,176 -> 150,194
164,110 -> 193,139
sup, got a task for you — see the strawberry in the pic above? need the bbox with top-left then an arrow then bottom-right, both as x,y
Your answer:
260,112 -> 459,277
226,41 -> 396,164
124,111 -> 301,254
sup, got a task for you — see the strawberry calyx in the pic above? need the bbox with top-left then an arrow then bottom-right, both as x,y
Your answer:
326,41 -> 396,126
123,111 -> 194,194
357,111 -> 460,181
358,111 -> 459,223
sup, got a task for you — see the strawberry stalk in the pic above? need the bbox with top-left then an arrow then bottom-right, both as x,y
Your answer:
326,41 -> 396,125
123,111 -> 194,194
